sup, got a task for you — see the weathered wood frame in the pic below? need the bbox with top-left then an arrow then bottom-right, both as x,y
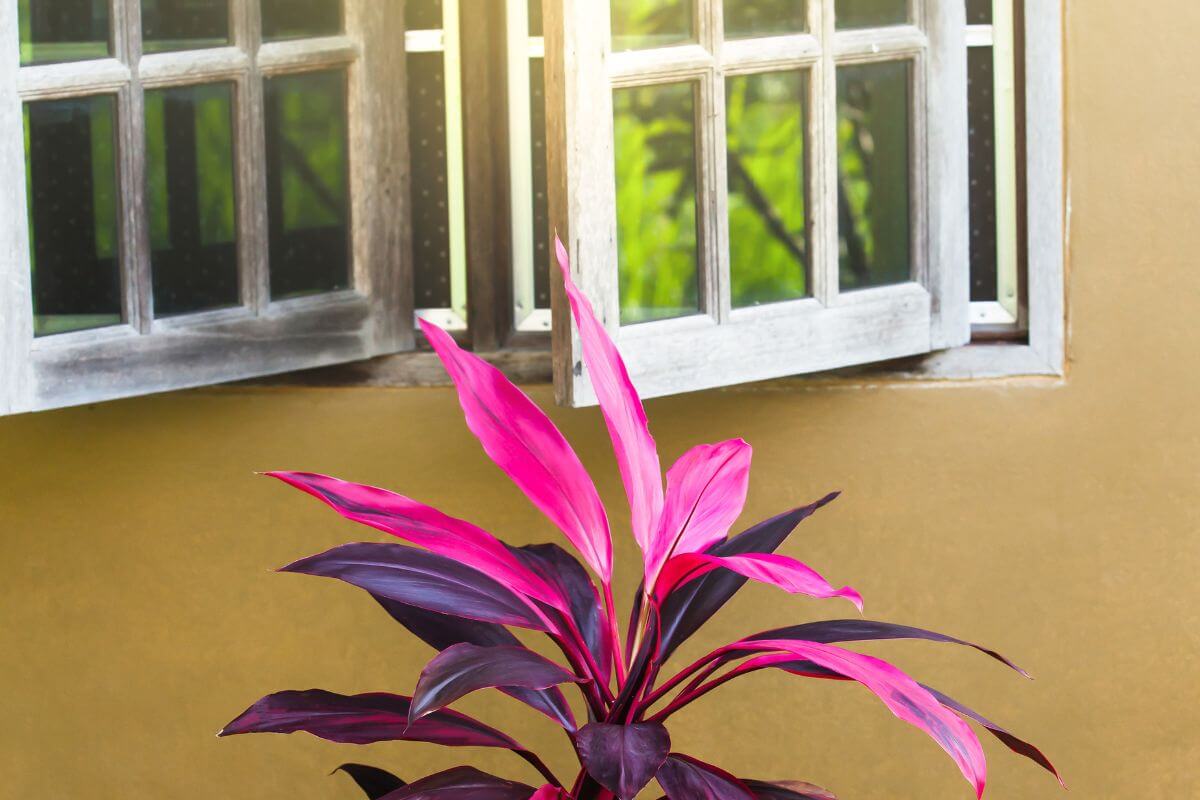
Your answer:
546,0 -> 971,405
0,0 -> 411,415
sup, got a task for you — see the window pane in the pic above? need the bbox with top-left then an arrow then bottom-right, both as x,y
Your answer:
18,0 -> 110,66
406,0 -> 442,30
724,0 -> 807,39
261,0 -> 342,41
265,70 -> 350,299
530,58 -> 551,312
145,83 -> 239,317
727,70 -> 810,307
835,0 -> 907,29
837,61 -> 911,290
967,0 -> 992,25
529,0 -> 543,37
611,0 -> 694,51
24,96 -> 122,336
613,82 -> 699,324
407,52 -> 453,310
141,0 -> 229,53
968,46 -> 997,301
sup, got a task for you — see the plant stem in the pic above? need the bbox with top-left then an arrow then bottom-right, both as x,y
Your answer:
602,583 -> 627,686
518,749 -> 565,789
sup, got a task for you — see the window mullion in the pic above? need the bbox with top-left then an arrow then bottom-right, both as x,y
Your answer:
812,0 -> 838,306
232,0 -> 268,315
700,0 -> 728,322
114,0 -> 151,332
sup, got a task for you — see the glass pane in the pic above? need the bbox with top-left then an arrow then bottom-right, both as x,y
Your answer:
967,0 -> 993,25
835,0 -> 907,29
727,70 -> 810,307
611,0 -> 694,51
264,70 -> 350,299
530,59 -> 551,311
24,96 -> 122,336
968,47 -> 997,301
725,0 -> 807,39
261,0 -> 342,41
406,0 -> 443,30
145,83 -> 239,316
837,60 -> 911,290
529,0 -> 543,37
407,52 -> 453,310
18,0 -> 110,66
141,0 -> 230,53
613,82 -> 699,324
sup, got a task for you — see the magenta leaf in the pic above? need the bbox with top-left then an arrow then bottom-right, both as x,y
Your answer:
920,684 -> 1065,788
219,689 -> 524,749
655,494 -> 840,661
376,767 -> 535,800
373,596 -> 576,731
646,440 -> 752,588
727,640 -> 987,797
334,764 -> 405,799
529,786 -> 567,800
511,543 -> 612,684
654,552 -> 862,611
420,319 -> 613,581
281,542 -> 551,630
742,780 -> 836,800
410,643 -> 582,723
556,236 -> 663,562
575,722 -> 671,800
656,754 -> 755,799
267,471 -> 564,611
737,619 -> 1028,677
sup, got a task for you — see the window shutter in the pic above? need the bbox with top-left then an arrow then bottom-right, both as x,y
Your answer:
545,0 -> 970,405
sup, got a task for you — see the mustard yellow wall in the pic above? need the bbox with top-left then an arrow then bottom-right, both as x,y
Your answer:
2,4 -> 1197,797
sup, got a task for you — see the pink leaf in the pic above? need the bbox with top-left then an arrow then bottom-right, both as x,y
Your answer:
730,640 -> 987,798
655,552 -> 862,612
420,319 -> 613,582
556,236 -> 663,564
266,472 -> 566,613
529,786 -> 566,800
646,439 -> 753,588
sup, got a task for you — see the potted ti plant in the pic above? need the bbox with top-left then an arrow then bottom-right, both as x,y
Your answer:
221,238 -> 1063,799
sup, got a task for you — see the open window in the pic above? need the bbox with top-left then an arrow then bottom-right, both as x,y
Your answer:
0,0 -> 408,414
546,0 -> 971,403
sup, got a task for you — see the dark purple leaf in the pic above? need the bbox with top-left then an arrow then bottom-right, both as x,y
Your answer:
219,689 -> 524,749
377,766 -> 535,800
281,542 -> 550,630
743,779 -> 836,800
737,619 -> 1028,677
512,543 -> 612,684
656,754 -> 754,799
575,722 -> 671,800
374,596 -> 577,731
410,643 -> 581,722
655,494 -> 839,661
921,684 -> 1066,788
334,763 -> 405,799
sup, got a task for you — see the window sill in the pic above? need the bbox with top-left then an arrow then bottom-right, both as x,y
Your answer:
246,340 -> 1063,392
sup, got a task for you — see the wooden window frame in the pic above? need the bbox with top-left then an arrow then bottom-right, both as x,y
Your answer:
545,0 -> 974,406
0,0 -> 410,415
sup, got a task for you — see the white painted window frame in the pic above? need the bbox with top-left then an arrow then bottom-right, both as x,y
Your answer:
545,0 -> 973,406
406,3 -> 469,332
0,0 -> 411,415
911,0 -> 1064,379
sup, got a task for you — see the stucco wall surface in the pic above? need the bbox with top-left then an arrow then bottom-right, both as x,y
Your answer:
2,3 -> 1197,797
